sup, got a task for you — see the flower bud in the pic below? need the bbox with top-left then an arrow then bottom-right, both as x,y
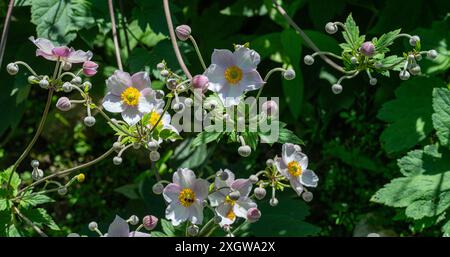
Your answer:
113,156 -> 123,165
76,173 -> 85,183
360,41 -> 375,57
83,61 -> 99,77
6,63 -> 19,75
175,25 -> 192,41
62,82 -> 73,93
160,69 -> 169,77
184,98 -> 194,107
84,116 -> 96,127
155,90 -> 165,99
62,62 -> 72,71
56,97 -> 72,111
31,168 -> 44,180
187,224 -> 199,236
331,84 -> 343,94
28,75 -> 37,84
71,76 -> 82,84
143,215 -> 158,231
166,78 -> 178,90
283,69 -> 296,80
173,102 -> 185,113
249,175 -> 258,184
293,145 -> 302,152
128,215 -> 139,225
83,81 -> 92,91
58,187 -> 68,195
157,62 -> 165,71
246,208 -> 261,223
409,65 -> 421,75
303,55 -> 314,65
269,197 -> 279,207
152,183 -> 164,195
229,191 -> 241,201
369,78 -> 377,86
325,22 -> 338,34
262,100 -> 278,117
217,170 -> 229,181
238,145 -> 251,157
254,187 -> 266,200
350,56 -> 358,64
88,221 -> 98,231
399,70 -> 410,80
31,160 -> 40,168
302,191 -> 313,202
147,141 -> 159,151
113,142 -> 123,151
39,79 -> 49,89
415,54 -> 422,61
192,75 -> 209,93
409,35 -> 420,47
149,151 -> 160,162
266,159 -> 274,166
427,49 -> 438,59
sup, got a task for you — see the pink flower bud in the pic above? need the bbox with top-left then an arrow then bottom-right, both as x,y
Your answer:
143,215 -> 158,231
82,61 -> 98,77
192,75 -> 209,93
262,100 -> 278,116
360,41 -> 375,57
246,208 -> 261,223
175,25 -> 191,41
52,46 -> 71,58
56,97 -> 71,111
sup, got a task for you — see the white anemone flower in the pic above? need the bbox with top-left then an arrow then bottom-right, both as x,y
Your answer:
29,36 -> 92,63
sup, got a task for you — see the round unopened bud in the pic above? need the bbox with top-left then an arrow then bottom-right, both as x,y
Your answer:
113,142 -> 123,151
152,183 -> 164,195
160,69 -> 169,77
147,141 -> 159,151
149,151 -> 160,162
283,69 -> 296,80
83,81 -> 92,91
157,62 -> 165,71
246,208 -> 261,223
187,224 -> 199,236
229,191 -> 241,201
269,197 -> 279,207
31,160 -> 40,168
331,84 -> 343,94
56,97 -> 72,111
113,156 -> 123,165
6,63 -> 19,75
71,76 -> 82,84
128,215 -> 139,225
58,187 -> 68,196
254,187 -> 266,200
39,79 -> 49,89
192,75 -> 209,92
175,25 -> 192,41
82,61 -> 98,77
262,100 -> 278,117
218,170 -> 229,181
28,75 -> 37,84
266,159 -> 274,166
143,215 -> 158,230
350,56 -> 358,64
62,62 -> 72,71
249,175 -> 258,184
409,65 -> 421,75
166,78 -> 178,90
369,77 -> 377,86
303,55 -> 314,65
427,49 -> 438,59
399,70 -> 410,80
76,173 -> 85,183
155,90 -> 165,99
293,145 -> 302,152
302,191 -> 313,202
62,82 -> 73,93
360,41 -> 375,57
184,98 -> 194,107
88,221 -> 98,231
415,54 -> 422,61
409,35 -> 420,47
31,168 -> 44,180
173,102 -> 185,113
238,145 -> 251,157
133,142 -> 141,149
325,22 -> 338,34
374,62 -> 383,69
84,116 -> 96,127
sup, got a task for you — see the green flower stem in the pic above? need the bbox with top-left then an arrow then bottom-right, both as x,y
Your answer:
96,107 -> 137,138
312,51 -> 343,60
337,70 -> 360,84
60,71 -> 76,79
189,35 -> 207,71
231,220 -> 248,235
148,96 -> 173,134
117,143 -> 133,157
17,147 -> 115,196
263,67 -> 286,83
198,217 -> 216,237
13,207 -> 48,237
51,60 -> 60,80
13,61 -> 38,77
394,33 -> 413,40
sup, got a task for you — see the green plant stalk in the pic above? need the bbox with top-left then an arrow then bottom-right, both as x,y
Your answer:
13,206 -> 48,237
198,217 -> 216,237
189,36 -> 207,70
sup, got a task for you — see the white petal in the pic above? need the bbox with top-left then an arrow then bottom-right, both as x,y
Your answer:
204,64 -> 226,92
163,183 -> 182,203
193,179 -> 209,201
29,36 -> 54,54
131,71 -> 151,90
231,179 -> 252,198
214,169 -> 235,189
67,50 -> 93,63
234,47 -> 257,71
216,203 -> 236,227
234,198 -> 257,218
301,169 -> 319,187
282,143 -> 306,166
137,96 -> 152,113
102,93 -> 124,113
173,168 -> 196,188
218,84 -> 245,107
274,157 -> 289,178
106,70 -> 132,95
211,49 -> 235,67
239,70 -> 264,91
208,190 -> 228,207
165,202 -> 189,226
121,107 -> 143,126
188,202 -> 204,225
290,178 -> 304,196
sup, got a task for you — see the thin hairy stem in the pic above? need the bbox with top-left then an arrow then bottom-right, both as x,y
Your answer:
14,61 -> 38,77
118,0 -> 131,55
13,207 -> 48,237
96,107 -> 137,138
108,0 -> 123,71
0,0 -> 14,69
189,36 -> 207,70
148,97 -> 173,134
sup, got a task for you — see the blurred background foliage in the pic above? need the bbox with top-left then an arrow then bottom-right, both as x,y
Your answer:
0,0 -> 449,236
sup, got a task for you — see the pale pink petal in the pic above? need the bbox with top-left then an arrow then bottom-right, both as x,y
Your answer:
173,168 -> 196,188
192,179 -> 209,201
233,197 -> 257,218
204,64 -> 226,93
165,202 -> 189,226
163,183 -> 182,203
121,106 -> 143,126
239,70 -> 264,91
300,169 -> 319,188
106,70 -> 132,96
231,179 -> 252,197
211,49 -> 235,67
67,50 -> 93,63
234,47 -> 257,71
29,36 -> 54,55
131,71 -> 151,90
188,202 -> 204,225
102,93 -> 125,113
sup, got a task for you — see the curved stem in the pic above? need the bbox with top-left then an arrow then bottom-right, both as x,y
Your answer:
163,0 -> 192,79
0,0 -> 14,69
311,51 -> 343,60
13,61 -> 39,77
108,0 -> 123,71
263,67 -> 286,82
13,207 -> 48,237
271,0 -> 346,74
96,107 -> 137,138
189,36 -> 207,70
148,97 -> 173,134
337,71 -> 360,84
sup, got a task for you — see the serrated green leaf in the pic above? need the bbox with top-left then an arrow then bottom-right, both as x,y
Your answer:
21,208 -> 60,231
374,29 -> 401,54
191,131 -> 223,148
277,128 -> 304,145
432,88 -> 450,148
161,219 -> 175,236
342,14 -> 364,51
19,194 -> 54,208
150,231 -> 168,237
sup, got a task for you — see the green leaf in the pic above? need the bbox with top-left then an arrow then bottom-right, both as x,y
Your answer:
324,142 -> 380,172
21,208 -> 60,231
220,1 -> 268,17
432,88 -> 450,148
150,231 -> 169,237
173,138 -> 208,169
19,194 -> 54,208
277,128 -> 304,145
341,14 -> 364,51
376,55 -> 404,71
377,77 -> 445,154
374,29 -> 401,54
114,184 -> 140,200
191,131 -> 223,148
161,219 -> 175,236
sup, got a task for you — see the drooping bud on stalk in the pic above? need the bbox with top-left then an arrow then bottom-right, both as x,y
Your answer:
143,215 -> 158,231
39,79 -> 49,89
238,145 -> 251,157
152,183 -> 164,195
249,175 -> 258,184
283,69 -> 296,80
175,25 -> 192,41
113,156 -> 123,165
56,97 -> 72,111
187,224 -> 199,236
217,170 -> 229,181
6,63 -> 19,75
62,62 -> 72,71
360,41 -> 375,57
269,197 -> 279,207
369,77 -> 377,86
62,82 -> 73,93
254,187 -> 266,200
192,75 -> 209,93
409,35 -> 420,47
399,70 -> 410,80
303,55 -> 314,65
84,116 -> 96,127
246,208 -> 261,223
331,84 -> 343,94
88,221 -> 98,231
128,215 -> 139,225
157,62 -> 165,71
325,22 -> 338,34
31,160 -> 40,169
31,168 -> 44,180
427,49 -> 438,59
302,191 -> 313,202
83,61 -> 98,77
149,151 -> 160,162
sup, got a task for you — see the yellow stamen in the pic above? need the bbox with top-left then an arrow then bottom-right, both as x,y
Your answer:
121,87 -> 140,106
178,188 -> 196,207
224,195 -> 237,220
287,161 -> 302,177
148,111 -> 162,127
224,66 -> 243,84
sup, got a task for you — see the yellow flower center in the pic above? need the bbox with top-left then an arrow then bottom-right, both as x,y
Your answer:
224,66 -> 243,85
148,111 -> 161,127
178,188 -> 196,208
121,87 -> 140,106
287,161 -> 302,177
224,195 -> 236,220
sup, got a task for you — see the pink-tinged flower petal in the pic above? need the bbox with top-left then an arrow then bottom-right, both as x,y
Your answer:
231,179 -> 252,198
67,49 -> 93,63
52,46 -> 71,58
290,178 -> 304,196
173,168 -> 196,188
166,202 -> 189,226
233,197 -> 257,218
121,106 -> 143,126
211,49 -> 235,67
188,202 -> 204,224
274,157 -> 288,178
137,96 -> 153,114
218,84 -> 244,107
234,47 -> 258,71
29,36 -> 54,55
192,179 -> 209,201
129,231 -> 151,237
204,64 -> 226,93
282,143 -> 306,166
216,203 -> 235,226
208,190 -> 228,207
102,93 -> 125,113
163,183 -> 182,203
83,61 -> 98,77
106,70 -> 132,96
300,169 -> 319,187
240,70 -> 264,91
36,49 -> 58,61
107,216 -> 130,237
214,169 -> 235,189
131,71 -> 151,91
